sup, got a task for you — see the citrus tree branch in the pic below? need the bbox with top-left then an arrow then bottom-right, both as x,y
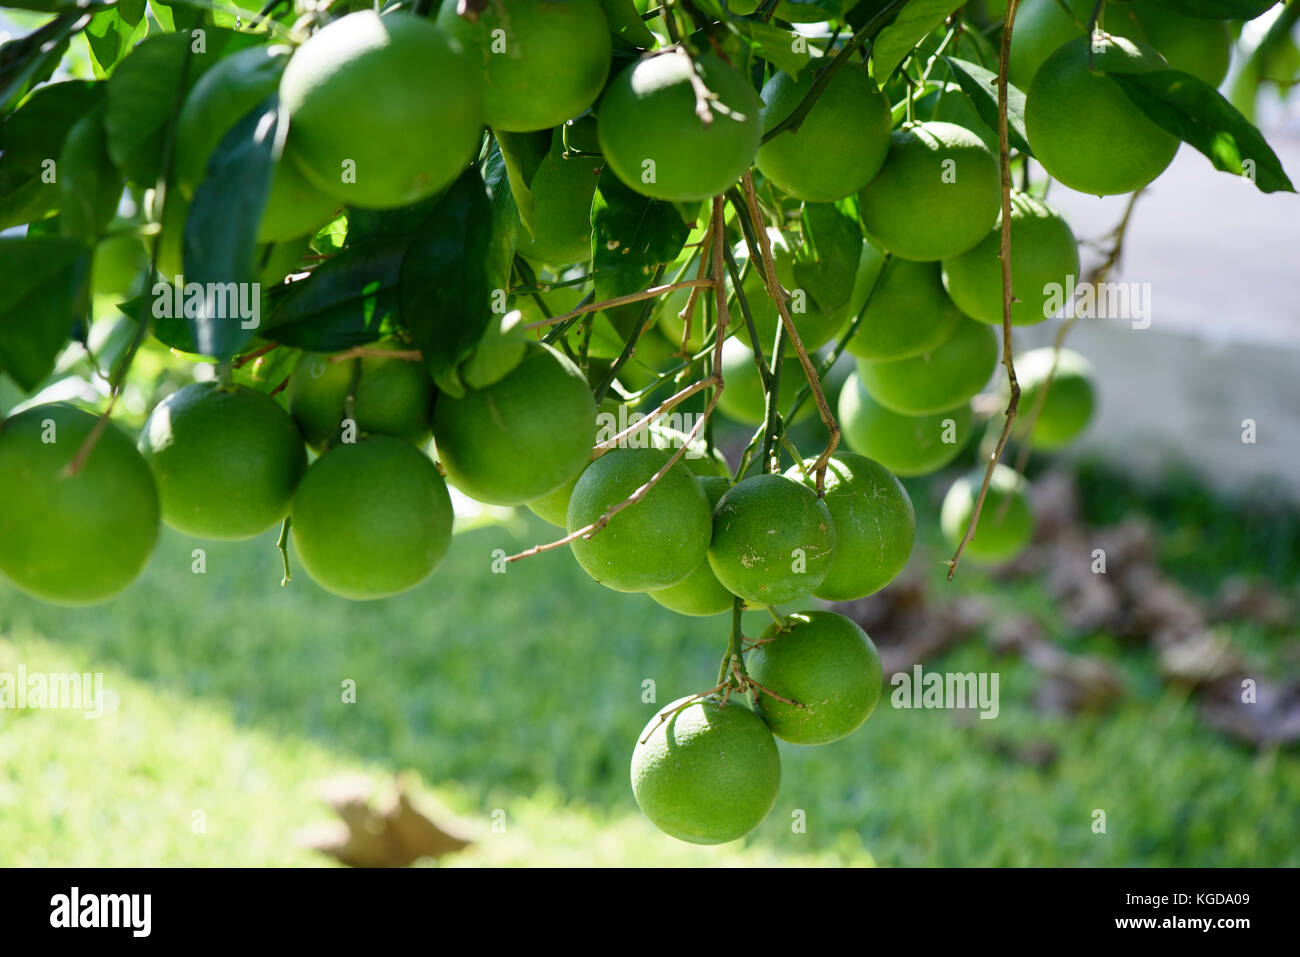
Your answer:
945,0 -> 1022,583
522,278 -> 715,331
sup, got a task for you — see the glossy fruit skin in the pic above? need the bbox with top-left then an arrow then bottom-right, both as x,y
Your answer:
757,65 -> 892,202
433,342 -> 596,506
515,128 -> 600,266
598,51 -> 761,202
716,345 -> 817,427
785,454 -> 914,601
438,0 -> 611,132
939,464 -> 1034,563
288,344 -> 434,451
708,473 -> 836,605
567,447 -> 713,592
730,233 -> 843,353
1009,347 -> 1096,450
858,121 -> 1001,262
748,611 -> 883,744
280,11 -> 483,209
648,476 -> 735,616
1107,0 -> 1232,88
524,474 -> 579,528
174,45 -> 337,243
1025,35 -> 1179,196
631,694 -> 780,845
0,403 -> 159,604
291,436 -> 453,600
941,192 -> 1080,327
839,371 -> 973,476
139,382 -> 306,540
856,317 -> 998,415
1007,0 -> 1092,91
845,257 -> 964,361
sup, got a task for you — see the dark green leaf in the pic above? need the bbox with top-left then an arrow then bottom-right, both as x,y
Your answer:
1106,68 -> 1295,193
495,129 -> 553,240
181,95 -> 280,358
265,238 -> 405,351
58,107 -> 121,242
0,79 -> 103,230
0,236 -> 90,391
597,0 -> 656,47
591,168 -> 689,307
737,21 -> 813,77
400,168 -> 494,397
85,7 -> 147,78
793,200 -> 862,315
941,55 -> 1033,157
869,0 -> 964,85
0,13 -> 79,114
1140,0 -> 1277,19
483,142 -> 520,301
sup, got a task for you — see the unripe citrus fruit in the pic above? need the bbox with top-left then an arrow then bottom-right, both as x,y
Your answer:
1108,0 -> 1232,88
434,342 -> 596,505
0,403 -> 159,604
1007,0 -> 1091,90
838,371 -> 972,476
939,464 -> 1034,563
598,50 -> 761,202
437,0 -> 611,132
1008,347 -> 1096,450
139,382 -> 306,540
941,192 -> 1080,326
524,473 -> 579,527
858,121 -> 1000,262
631,694 -> 780,845
291,436 -> 453,600
567,447 -> 713,592
648,476 -> 736,616
281,11 -> 483,209
709,473 -> 836,605
515,129 -> 600,266
288,343 -> 434,451
845,257 -> 963,360
92,230 -> 148,300
748,611 -> 883,744
648,424 -> 730,477
776,0 -> 834,20
785,453 -> 914,600
757,65 -> 892,202
856,317 -> 998,415
916,83 -> 998,152
174,45 -> 337,243
1025,35 -> 1179,196
716,342 -> 817,427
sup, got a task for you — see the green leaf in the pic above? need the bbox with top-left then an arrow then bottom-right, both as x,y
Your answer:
85,8 -> 149,79
1140,0 -> 1277,19
869,0 -> 964,85
941,55 -> 1033,157
0,80 -> 103,230
597,0 -> 656,47
494,129 -> 552,240
181,95 -> 280,358
737,21 -> 813,77
400,168 -> 494,398
591,169 -> 689,307
793,200 -> 862,315
483,142 -> 520,301
58,107 -> 121,243
0,236 -> 90,392
265,238 -> 405,350
0,13 -> 79,114
1106,68 -> 1295,193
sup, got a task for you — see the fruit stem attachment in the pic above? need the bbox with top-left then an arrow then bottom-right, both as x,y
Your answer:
717,597 -> 748,689
276,516 -> 292,586
945,0 -> 1022,583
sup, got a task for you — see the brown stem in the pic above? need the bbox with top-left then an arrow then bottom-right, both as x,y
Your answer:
327,347 -> 423,363
591,375 -> 716,454
946,0 -> 1022,583
521,278 -> 715,332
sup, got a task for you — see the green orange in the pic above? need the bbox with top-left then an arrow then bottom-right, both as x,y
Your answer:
515,128 -> 600,266
939,464 -> 1034,563
856,317 -> 998,415
433,342 -> 596,505
567,447 -> 713,592
631,694 -> 780,845
708,473 -> 836,605
648,476 -> 735,617
291,436 -> 453,600
139,381 -> 306,540
1008,347 -> 1096,450
0,403 -> 159,604
785,454 -> 914,600
845,257 -> 963,360
838,371 -> 973,476
748,611 -> 883,744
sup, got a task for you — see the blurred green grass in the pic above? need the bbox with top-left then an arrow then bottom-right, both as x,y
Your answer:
0,460 -> 1296,866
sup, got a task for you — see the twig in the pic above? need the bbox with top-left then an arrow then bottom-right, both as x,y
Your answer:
328,347 -> 423,363
522,278 -> 715,331
946,0 -> 1022,583
591,375 -> 717,454
276,516 -> 292,586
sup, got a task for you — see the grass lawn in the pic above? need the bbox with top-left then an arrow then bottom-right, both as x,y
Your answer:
0,461 -> 1296,866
